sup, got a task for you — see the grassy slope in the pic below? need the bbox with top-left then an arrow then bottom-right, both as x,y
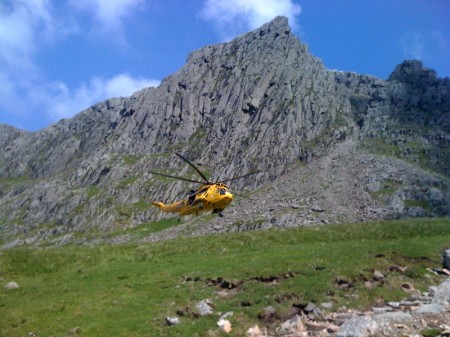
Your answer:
1,218 -> 449,337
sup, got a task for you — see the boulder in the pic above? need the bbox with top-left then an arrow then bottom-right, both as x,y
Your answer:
217,319 -> 232,333
277,315 -> 307,336
246,325 -> 265,337
320,302 -> 333,309
444,249 -> 450,270
165,317 -> 181,326
4,281 -> 19,290
336,316 -> 378,337
415,303 -> 446,314
258,305 -> 277,321
373,312 -> 414,336
195,299 -> 214,316
431,278 -> 450,308
373,270 -> 384,281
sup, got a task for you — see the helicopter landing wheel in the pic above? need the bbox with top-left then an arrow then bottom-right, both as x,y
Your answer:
213,208 -> 224,217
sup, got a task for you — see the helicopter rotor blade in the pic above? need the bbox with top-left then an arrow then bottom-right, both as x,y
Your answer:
175,152 -> 210,183
219,170 -> 260,183
231,190 -> 254,200
149,171 -> 206,184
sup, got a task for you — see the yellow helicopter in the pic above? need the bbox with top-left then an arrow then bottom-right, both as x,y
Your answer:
150,152 -> 258,217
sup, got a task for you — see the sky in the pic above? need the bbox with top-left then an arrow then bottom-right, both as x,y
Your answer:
0,0 -> 449,131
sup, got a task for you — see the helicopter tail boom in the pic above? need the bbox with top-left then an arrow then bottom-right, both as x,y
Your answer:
151,201 -> 166,210
151,200 -> 187,214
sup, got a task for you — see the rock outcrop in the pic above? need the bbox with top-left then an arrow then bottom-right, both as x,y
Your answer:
0,16 -> 449,247
244,276 -> 450,337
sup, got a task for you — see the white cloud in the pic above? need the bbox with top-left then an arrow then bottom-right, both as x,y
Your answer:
431,31 -> 449,51
0,71 -> 160,129
70,0 -> 144,44
401,30 -> 450,61
0,0 -> 54,127
101,74 -> 159,98
0,0 -> 53,70
200,0 -> 301,39
401,33 -> 424,60
0,1 -> 157,130
29,74 -> 160,124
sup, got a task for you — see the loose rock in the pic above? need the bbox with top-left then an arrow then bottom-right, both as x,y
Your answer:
246,325 -> 266,337
196,299 -> 214,316
373,270 -> 384,281
4,281 -> 19,289
444,250 -> 450,270
258,305 -> 277,321
431,279 -> 450,308
415,303 -> 446,314
336,316 -> 379,337
320,302 -> 333,309
277,315 -> 306,336
217,318 -> 232,333
165,316 -> 181,326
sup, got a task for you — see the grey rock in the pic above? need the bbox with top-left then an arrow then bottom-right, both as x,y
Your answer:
258,305 -> 276,320
373,311 -> 414,324
444,249 -> 450,270
320,302 -> 333,309
304,302 -> 317,312
165,316 -> 181,326
415,303 -> 446,314
219,311 -> 233,320
431,278 -> 450,308
277,315 -> 305,336
387,301 -> 401,308
429,286 -> 438,295
196,299 -> 214,316
310,204 -> 325,212
372,312 -> 414,336
4,281 -> 19,290
372,307 -> 393,314
337,315 -> 378,337
373,270 -> 384,281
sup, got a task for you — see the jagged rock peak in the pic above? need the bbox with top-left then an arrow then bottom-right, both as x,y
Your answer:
0,123 -> 26,149
234,15 -> 296,45
388,60 -> 438,83
186,15 -> 300,64
257,15 -> 291,33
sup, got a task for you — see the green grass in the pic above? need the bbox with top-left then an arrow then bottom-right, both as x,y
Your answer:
0,176 -> 30,185
421,328 -> 445,337
114,217 -> 182,239
117,177 -> 138,188
86,186 -> 100,199
369,187 -> 397,200
130,200 -> 152,212
0,176 -> 32,194
405,199 -> 432,211
123,155 -> 141,165
1,218 -> 450,336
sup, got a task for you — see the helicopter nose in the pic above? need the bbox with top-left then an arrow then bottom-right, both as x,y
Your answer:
223,192 -> 233,204
220,192 -> 233,206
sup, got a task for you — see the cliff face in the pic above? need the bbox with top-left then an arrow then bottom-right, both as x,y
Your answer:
0,17 -> 449,247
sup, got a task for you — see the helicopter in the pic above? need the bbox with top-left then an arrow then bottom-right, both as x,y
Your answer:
150,152 -> 258,217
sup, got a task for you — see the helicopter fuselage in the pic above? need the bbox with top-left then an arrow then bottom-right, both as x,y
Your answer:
152,183 -> 233,216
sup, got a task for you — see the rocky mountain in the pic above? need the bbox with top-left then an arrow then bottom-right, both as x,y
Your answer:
0,16 -> 449,248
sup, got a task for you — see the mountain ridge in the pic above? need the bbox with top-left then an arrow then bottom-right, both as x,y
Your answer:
0,16 -> 449,248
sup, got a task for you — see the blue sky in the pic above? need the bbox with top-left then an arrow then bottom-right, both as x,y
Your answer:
1,0 -> 449,131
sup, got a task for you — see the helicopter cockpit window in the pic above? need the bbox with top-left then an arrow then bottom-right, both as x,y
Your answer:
199,187 -> 209,193
218,188 -> 227,195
